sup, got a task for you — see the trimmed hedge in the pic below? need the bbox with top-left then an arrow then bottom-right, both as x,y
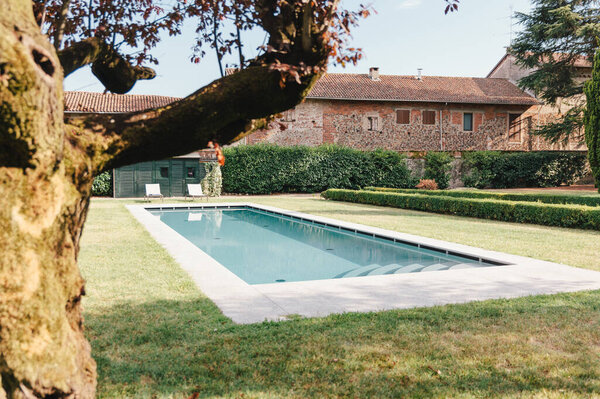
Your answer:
462,151 -> 588,189
322,189 -> 600,230
91,171 -> 112,196
363,187 -> 600,207
222,144 -> 417,194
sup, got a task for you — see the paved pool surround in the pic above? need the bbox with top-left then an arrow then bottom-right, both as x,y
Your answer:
127,202 -> 600,324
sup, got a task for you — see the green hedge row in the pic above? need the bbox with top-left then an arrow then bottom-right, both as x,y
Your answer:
322,189 -> 600,230
222,144 -> 416,194
363,187 -> 600,207
462,151 -> 588,188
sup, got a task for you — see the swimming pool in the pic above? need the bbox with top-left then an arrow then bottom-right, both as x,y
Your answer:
129,202 -> 600,323
150,205 -> 503,284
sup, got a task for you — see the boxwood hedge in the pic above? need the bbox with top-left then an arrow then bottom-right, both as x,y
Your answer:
322,189 -> 600,230
222,144 -> 417,194
363,187 -> 600,207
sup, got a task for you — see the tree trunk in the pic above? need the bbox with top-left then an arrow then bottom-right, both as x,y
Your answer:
0,1 -> 97,397
1,0 -> 331,396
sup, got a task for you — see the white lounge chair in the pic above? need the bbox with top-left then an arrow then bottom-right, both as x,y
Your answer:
144,184 -> 163,201
186,183 -> 208,201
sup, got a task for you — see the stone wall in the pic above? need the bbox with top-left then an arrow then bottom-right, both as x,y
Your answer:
243,99 -> 586,152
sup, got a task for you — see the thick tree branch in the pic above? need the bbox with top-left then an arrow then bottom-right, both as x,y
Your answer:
71,65 -> 320,172
58,37 -> 156,93
52,0 -> 71,49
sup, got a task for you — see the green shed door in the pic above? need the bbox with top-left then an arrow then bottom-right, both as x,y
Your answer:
115,165 -> 135,197
135,162 -> 153,197
171,161 -> 185,196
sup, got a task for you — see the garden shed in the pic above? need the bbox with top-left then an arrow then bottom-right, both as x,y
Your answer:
113,150 -> 218,198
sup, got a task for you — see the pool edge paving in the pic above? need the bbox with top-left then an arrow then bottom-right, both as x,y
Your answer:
127,202 -> 600,324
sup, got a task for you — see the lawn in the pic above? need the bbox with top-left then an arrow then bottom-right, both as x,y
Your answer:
80,197 -> 600,398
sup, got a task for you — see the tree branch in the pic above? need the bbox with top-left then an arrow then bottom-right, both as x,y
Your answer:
58,37 -> 156,93
52,0 -> 71,49
73,65 -> 320,172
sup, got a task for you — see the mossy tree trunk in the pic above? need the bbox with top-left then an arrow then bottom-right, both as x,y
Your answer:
0,0 -> 329,397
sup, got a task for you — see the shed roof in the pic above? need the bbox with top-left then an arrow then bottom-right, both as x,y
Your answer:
64,91 -> 178,113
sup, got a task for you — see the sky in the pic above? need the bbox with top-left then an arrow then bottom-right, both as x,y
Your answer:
63,0 -> 533,98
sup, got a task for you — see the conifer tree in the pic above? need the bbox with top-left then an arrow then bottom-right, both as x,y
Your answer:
511,0 -> 600,142
584,48 -> 600,190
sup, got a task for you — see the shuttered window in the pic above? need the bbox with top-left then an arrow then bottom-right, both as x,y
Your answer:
396,109 -> 410,124
508,114 -> 521,142
422,110 -> 436,125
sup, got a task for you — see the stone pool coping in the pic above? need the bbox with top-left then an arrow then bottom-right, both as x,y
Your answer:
127,202 -> 600,324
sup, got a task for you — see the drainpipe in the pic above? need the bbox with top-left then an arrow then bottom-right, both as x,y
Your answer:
439,109 -> 443,151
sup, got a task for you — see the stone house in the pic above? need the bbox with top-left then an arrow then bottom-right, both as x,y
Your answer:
486,53 -> 591,151
241,55 -> 591,152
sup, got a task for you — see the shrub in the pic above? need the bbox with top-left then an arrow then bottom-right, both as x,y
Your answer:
415,179 -> 438,190
91,171 -> 112,196
363,187 -> 600,207
462,151 -> 588,189
424,152 -> 453,189
222,144 -> 417,194
322,189 -> 600,230
201,162 -> 222,196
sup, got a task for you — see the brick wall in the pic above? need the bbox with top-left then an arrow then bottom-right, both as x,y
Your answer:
243,99 -> 586,152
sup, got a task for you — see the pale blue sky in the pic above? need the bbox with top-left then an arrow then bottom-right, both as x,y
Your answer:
64,0 -> 533,97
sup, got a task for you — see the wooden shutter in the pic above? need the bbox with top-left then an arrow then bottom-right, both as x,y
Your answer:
422,110 -> 436,125
508,114 -> 521,142
396,109 -> 410,124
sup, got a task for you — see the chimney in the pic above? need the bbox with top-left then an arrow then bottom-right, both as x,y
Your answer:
369,67 -> 380,81
225,67 -> 239,76
416,68 -> 423,80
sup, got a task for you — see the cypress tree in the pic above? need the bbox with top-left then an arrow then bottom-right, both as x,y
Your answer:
585,48 -> 600,191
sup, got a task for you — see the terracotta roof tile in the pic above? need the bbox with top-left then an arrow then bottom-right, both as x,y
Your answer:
64,72 -> 538,113
307,73 -> 539,105
64,91 -> 179,113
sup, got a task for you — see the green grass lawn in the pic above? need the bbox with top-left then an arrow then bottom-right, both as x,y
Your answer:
80,197 -> 600,398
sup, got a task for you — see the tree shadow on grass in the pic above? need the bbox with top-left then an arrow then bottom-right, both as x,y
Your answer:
85,291 -> 600,398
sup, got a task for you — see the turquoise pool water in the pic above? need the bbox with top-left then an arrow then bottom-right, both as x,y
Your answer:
150,207 -> 500,285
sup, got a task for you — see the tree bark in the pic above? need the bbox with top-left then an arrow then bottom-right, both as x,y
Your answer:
0,2 -> 96,398
1,0 -> 331,397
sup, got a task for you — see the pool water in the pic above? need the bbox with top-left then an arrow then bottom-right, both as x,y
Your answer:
151,207 -> 499,285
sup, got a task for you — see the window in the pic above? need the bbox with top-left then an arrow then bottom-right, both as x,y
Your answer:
508,114 -> 521,142
160,167 -> 169,178
281,109 -> 295,122
396,109 -> 410,125
422,110 -> 436,125
187,167 -> 196,178
367,116 -> 379,131
463,112 -> 473,131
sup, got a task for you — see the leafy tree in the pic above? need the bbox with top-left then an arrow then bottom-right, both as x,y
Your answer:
511,0 -> 600,143
0,0 -> 458,397
585,48 -> 600,190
